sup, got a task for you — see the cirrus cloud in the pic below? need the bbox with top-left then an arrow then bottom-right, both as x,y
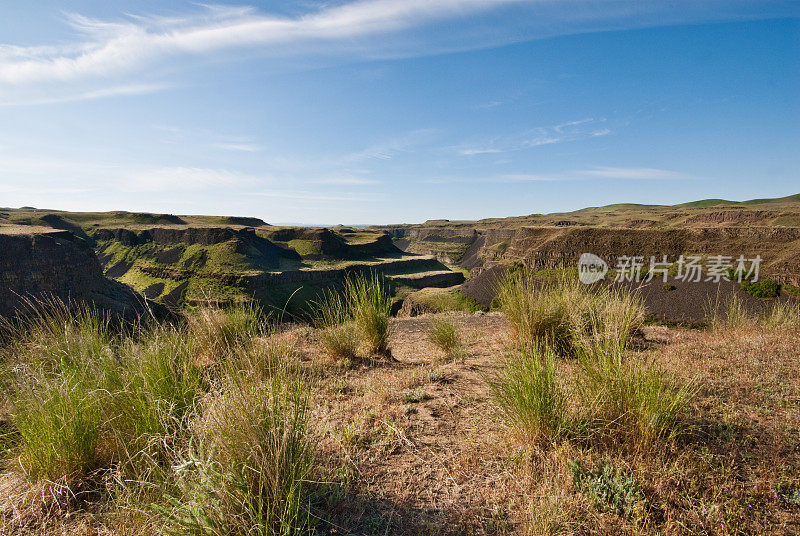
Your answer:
1,1 -> 795,105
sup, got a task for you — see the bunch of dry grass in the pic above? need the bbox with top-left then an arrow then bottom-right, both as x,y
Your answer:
761,299 -> 800,329
427,317 -> 463,360
707,293 -> 754,331
312,272 -> 392,358
496,271 -> 645,357
186,302 -> 267,364
1,299 -> 315,535
488,343 -> 568,441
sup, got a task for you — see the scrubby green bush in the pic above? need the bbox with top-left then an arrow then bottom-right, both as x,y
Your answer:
783,283 -> 800,297
741,278 -> 781,299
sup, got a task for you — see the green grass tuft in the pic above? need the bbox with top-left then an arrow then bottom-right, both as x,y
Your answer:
312,272 -> 392,357
570,460 -> 642,519
427,318 -> 461,355
489,343 -> 568,441
497,270 -> 645,356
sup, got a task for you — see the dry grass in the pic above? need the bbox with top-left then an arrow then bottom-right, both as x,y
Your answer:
303,312 -> 799,535
311,273 -> 393,358
1,303 -> 798,534
0,303 -> 314,535
497,270 -> 645,356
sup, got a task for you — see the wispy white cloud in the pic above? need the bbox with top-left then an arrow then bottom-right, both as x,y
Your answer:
2,1 -> 791,105
0,1 -> 526,87
313,176 -> 379,185
211,142 -> 263,153
457,118 -> 611,155
459,147 -> 505,156
341,128 -> 439,162
580,167 -> 688,180
425,166 -> 691,184
0,82 -> 170,106
252,190 -> 384,203
425,173 -> 564,184
124,166 -> 261,192
474,100 -> 503,109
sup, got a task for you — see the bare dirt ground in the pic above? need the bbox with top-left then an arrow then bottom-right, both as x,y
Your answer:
295,313 -> 800,535
304,313 -> 519,534
2,313 -> 797,535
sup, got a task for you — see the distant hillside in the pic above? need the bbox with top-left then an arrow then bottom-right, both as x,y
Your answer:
2,194 -> 798,321
373,193 -> 800,307
0,208 -> 463,317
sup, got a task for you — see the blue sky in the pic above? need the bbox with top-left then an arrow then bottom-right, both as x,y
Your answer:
0,1 -> 798,225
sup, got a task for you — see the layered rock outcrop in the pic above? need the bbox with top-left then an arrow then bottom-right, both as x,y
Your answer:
0,230 -> 155,320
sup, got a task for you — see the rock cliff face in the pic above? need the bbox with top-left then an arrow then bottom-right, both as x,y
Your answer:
386,224 -> 800,285
0,230 -> 154,320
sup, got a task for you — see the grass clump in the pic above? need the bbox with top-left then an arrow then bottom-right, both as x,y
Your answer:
407,287 -> 486,314
427,318 -> 462,358
103,325 -> 206,475
348,273 -> 392,356
1,299 -> 315,535
491,275 -> 689,446
3,301 -> 111,485
708,293 -> 753,331
159,368 -> 313,536
11,372 -> 102,486
577,347 -> 692,443
489,343 -> 567,441
5,299 -> 113,373
403,387 -> 430,404
312,291 -> 359,360
186,302 -> 266,363
496,271 -> 572,354
497,270 -> 645,356
762,299 -> 800,329
312,272 -> 392,358
319,323 -> 360,360
709,293 -> 800,331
